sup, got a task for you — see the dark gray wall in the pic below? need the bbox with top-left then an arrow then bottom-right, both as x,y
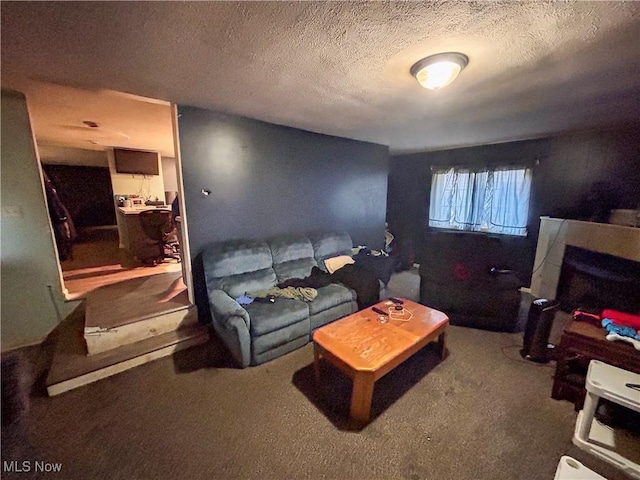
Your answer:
177,106 -> 389,319
178,106 -> 388,253
388,125 -> 640,286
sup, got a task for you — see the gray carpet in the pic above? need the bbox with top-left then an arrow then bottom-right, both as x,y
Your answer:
2,269 -> 635,480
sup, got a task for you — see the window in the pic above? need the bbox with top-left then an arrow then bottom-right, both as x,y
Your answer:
429,165 -> 532,236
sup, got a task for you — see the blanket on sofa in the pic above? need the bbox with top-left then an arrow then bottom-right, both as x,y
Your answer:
279,265 -> 379,310
251,286 -> 318,302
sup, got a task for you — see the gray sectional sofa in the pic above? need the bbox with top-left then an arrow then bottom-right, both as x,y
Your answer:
203,231 -> 362,367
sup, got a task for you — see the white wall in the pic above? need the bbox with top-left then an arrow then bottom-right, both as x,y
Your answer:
1,90 -> 80,351
161,156 -> 178,193
107,149 -> 165,202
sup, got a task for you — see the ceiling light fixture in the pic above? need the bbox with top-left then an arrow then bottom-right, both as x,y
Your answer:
410,52 -> 469,90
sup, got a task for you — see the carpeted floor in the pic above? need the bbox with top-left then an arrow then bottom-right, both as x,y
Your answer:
2,268 -> 636,480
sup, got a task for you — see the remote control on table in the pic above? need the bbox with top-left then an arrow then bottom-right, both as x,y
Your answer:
388,297 -> 404,305
372,307 -> 387,316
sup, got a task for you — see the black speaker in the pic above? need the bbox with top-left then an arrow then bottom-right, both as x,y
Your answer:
521,298 -> 560,363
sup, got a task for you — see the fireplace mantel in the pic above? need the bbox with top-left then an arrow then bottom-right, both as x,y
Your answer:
530,216 -> 640,300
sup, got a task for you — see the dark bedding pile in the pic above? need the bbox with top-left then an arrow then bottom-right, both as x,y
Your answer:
278,262 -> 382,310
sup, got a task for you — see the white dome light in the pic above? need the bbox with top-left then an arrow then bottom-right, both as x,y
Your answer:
410,53 -> 469,90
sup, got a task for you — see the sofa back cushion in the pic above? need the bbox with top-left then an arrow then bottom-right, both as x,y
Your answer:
203,239 -> 276,298
308,230 -> 353,271
214,269 -> 278,299
268,234 -> 317,283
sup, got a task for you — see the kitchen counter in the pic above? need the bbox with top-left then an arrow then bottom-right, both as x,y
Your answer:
116,206 -> 172,261
117,206 -> 170,215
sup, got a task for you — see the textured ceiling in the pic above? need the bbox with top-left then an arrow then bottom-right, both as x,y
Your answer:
2,1 -> 640,154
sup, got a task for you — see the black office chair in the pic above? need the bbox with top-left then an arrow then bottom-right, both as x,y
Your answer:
138,210 -> 180,266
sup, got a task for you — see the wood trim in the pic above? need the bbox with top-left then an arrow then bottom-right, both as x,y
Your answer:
170,104 -> 194,303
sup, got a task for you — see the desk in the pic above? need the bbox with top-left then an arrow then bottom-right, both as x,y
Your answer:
116,206 -> 171,261
552,320 -> 640,410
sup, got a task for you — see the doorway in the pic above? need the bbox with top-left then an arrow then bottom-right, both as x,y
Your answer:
44,163 -> 118,270
9,78 -> 194,304
40,150 -> 185,300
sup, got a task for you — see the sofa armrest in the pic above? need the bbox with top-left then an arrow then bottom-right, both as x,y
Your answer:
208,289 -> 251,331
207,289 -> 252,367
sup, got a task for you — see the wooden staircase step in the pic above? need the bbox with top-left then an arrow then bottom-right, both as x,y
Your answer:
85,272 -> 188,329
83,271 -> 193,355
84,304 -> 198,355
47,318 -> 210,396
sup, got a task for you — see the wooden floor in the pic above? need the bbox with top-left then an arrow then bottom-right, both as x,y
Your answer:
61,226 -> 182,299
64,263 -> 182,299
85,272 -> 189,329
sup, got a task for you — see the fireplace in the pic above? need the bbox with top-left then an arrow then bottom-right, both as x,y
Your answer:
556,245 -> 640,313
530,217 -> 640,304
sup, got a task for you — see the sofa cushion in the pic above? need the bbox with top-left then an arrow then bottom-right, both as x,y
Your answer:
246,298 -> 309,336
308,284 -> 356,316
268,234 -> 314,264
309,302 -> 355,332
308,230 -> 353,269
267,234 -> 317,283
252,320 -> 310,358
252,333 -> 309,365
273,258 -> 317,284
211,268 -> 277,299
203,239 -> 273,278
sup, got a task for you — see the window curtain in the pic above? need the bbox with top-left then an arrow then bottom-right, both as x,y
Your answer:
489,166 -> 531,236
429,166 -> 532,236
429,167 -> 457,229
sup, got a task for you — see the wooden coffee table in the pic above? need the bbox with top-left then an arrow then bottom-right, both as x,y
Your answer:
312,298 -> 449,426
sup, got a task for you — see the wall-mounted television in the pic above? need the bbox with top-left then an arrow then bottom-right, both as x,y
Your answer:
114,148 -> 160,176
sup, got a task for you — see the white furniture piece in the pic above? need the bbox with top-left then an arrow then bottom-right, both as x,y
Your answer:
554,456 -> 607,480
573,360 -> 640,479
